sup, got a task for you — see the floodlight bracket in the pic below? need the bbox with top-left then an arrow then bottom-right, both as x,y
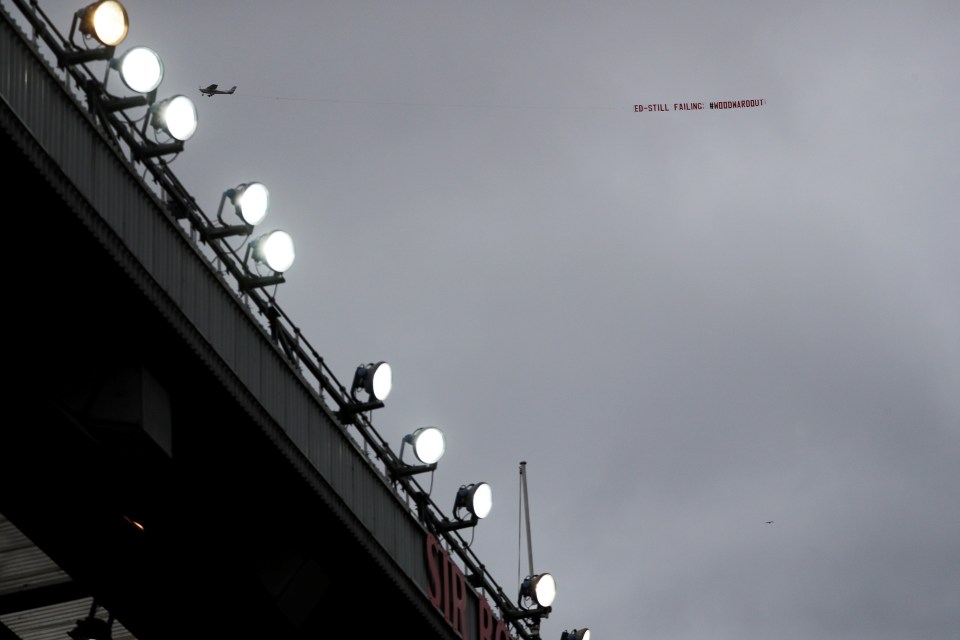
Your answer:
166,198 -> 191,220
405,490 -> 433,525
466,571 -> 485,588
58,44 -> 115,67
238,273 -> 285,292
348,398 -> 385,413
335,398 -> 385,426
133,140 -> 184,160
501,605 -> 552,623
388,461 -> 438,479
433,514 -> 479,533
99,90 -> 156,113
202,223 -> 255,241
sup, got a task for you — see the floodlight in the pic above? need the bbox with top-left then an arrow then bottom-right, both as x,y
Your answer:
59,1 -> 129,66
237,230 -> 295,291
459,482 -> 493,519
352,361 -> 392,403
227,182 -> 270,226
561,630 -> 590,640
390,426 -> 445,479
406,426 -> 445,465
149,95 -> 198,142
434,482 -> 492,532
111,45 -> 162,93
203,182 -> 270,240
520,572 -> 556,608
96,46 -> 163,113
339,361 -> 392,418
252,230 -> 295,273
133,94 -> 197,160
77,0 -> 129,46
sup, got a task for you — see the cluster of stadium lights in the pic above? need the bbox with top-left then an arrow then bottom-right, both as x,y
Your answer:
58,1 -> 196,157
348,362 -> 588,638
206,182 -> 297,290
57,0 -> 296,288
56,2 -> 586,639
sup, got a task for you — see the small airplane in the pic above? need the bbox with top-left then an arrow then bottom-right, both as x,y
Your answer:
766,521 -> 774,524
199,83 -> 236,97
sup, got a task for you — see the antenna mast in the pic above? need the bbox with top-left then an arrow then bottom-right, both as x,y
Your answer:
520,460 -> 534,576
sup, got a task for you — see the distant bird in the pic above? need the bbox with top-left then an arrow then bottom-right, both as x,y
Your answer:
766,521 -> 774,524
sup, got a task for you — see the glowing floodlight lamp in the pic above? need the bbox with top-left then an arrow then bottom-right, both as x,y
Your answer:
407,426 -> 445,465
561,630 -> 590,640
238,230 -> 295,291
134,94 -> 198,160
203,182 -> 270,240
150,94 -> 198,141
337,360 -> 392,423
77,0 -> 129,46
391,426 -> 445,479
112,45 -> 162,93
520,572 -> 557,608
229,182 -> 270,226
352,361 -> 392,403
435,482 -> 492,532
253,229 -> 295,273
97,46 -> 163,113
462,481 -> 493,519
59,0 -> 130,66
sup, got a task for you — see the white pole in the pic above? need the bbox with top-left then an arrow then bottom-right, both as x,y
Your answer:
520,460 -> 535,576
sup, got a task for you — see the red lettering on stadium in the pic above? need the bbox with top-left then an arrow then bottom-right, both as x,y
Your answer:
427,533 -> 513,640
427,533 -> 469,637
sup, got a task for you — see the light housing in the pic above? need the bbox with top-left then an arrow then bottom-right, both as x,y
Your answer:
96,46 -> 163,114
77,0 -> 129,47
111,45 -> 162,93
520,572 -> 557,608
406,426 -> 445,465
336,360 -> 391,423
390,426 -> 445,479
149,94 -> 198,142
434,482 -> 492,532
134,94 -> 198,160
59,1 -> 130,66
237,230 -> 295,291
561,630 -> 590,640
203,182 -> 270,240
352,361 -> 392,403
252,230 -> 295,273
458,482 -> 493,519
228,182 -> 270,226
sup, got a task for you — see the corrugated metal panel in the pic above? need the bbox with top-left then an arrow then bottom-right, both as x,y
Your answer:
283,369 -> 310,446
236,303 -> 262,393
0,515 -> 136,640
0,517 -> 71,596
1,599 -> 136,640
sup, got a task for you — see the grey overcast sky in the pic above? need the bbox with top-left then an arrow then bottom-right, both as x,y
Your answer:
18,1 -> 960,638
